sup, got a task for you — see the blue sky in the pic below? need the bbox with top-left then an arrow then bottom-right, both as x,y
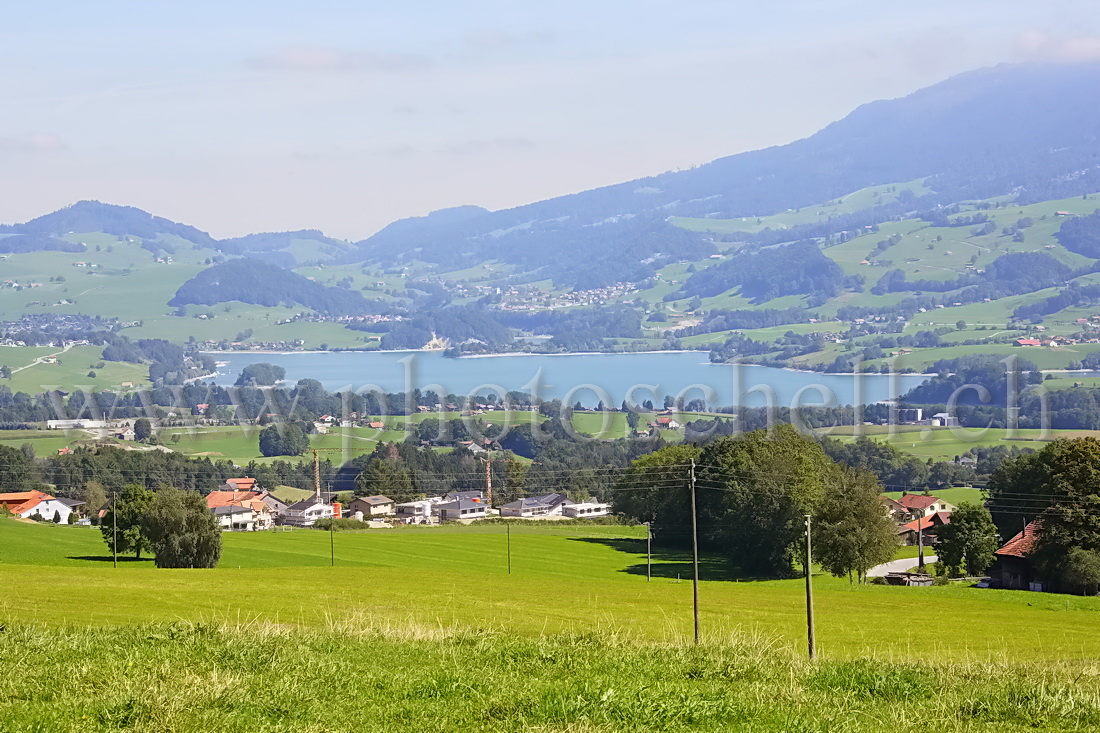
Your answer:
2,1 -> 1098,239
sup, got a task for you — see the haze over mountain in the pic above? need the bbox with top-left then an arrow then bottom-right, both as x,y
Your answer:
3,61 -> 1099,289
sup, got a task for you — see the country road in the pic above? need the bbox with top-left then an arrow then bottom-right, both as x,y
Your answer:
9,343 -> 74,374
867,554 -> 938,577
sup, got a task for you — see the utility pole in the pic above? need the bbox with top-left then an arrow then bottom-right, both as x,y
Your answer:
112,487 -> 118,569
689,459 -> 700,645
805,514 -> 816,660
916,510 -> 925,571
646,520 -> 652,582
507,523 -> 511,575
483,456 -> 493,506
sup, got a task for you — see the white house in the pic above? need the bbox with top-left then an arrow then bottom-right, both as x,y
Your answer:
499,493 -> 574,518
281,497 -> 336,527
561,501 -> 611,519
0,491 -> 77,523
395,497 -> 443,524
437,498 -> 488,522
213,504 -> 256,531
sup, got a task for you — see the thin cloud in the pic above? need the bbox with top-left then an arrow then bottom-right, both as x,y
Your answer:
1017,31 -> 1100,62
440,137 -> 536,155
463,28 -> 555,49
0,132 -> 66,152
250,45 -> 431,73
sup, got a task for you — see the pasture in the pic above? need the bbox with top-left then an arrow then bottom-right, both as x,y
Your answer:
821,425 -> 1100,461
3,518 -> 1100,664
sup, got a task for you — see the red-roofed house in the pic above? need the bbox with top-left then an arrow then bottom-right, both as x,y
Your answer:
0,490 -> 77,524
897,511 -> 951,545
1015,338 -> 1041,347
991,521 -> 1043,591
896,494 -> 956,518
221,478 -> 257,493
206,481 -> 274,530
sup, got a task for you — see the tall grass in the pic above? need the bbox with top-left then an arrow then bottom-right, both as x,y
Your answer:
2,621 -> 1099,731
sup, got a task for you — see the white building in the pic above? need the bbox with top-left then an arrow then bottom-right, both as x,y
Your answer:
281,497 -> 336,527
561,502 -> 611,519
395,497 -> 443,524
437,498 -> 489,522
499,493 -> 574,518
0,490 -> 77,523
46,419 -> 107,430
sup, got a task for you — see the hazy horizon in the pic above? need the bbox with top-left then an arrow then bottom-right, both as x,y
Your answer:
3,1 -> 1100,240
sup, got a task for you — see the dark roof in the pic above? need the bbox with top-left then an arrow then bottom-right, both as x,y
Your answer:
286,498 -> 329,511
354,495 -> 393,505
996,521 -> 1042,558
445,490 -> 483,501
57,497 -> 86,508
213,505 -> 251,515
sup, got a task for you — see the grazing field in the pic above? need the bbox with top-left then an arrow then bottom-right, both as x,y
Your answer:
0,344 -> 149,393
883,486 -> 984,507
821,425 -> 1100,461
3,518 -> 1100,664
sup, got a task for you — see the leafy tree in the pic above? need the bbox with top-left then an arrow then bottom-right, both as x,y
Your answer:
140,488 -> 222,569
936,502 -> 999,577
355,444 -> 419,503
614,444 -> 701,540
1056,548 -> 1100,595
99,484 -> 154,559
80,481 -> 108,526
133,417 -> 152,442
812,468 -> 898,582
258,423 -> 309,457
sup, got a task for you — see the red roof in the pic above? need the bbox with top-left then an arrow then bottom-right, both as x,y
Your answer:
0,490 -> 55,515
996,521 -> 1041,558
897,494 -> 940,511
898,511 -> 951,533
224,478 -> 256,491
1016,338 -> 1041,346
207,490 -> 262,508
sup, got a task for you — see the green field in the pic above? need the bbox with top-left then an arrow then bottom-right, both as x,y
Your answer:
4,518 -> 1100,662
0,344 -> 149,393
883,486 -> 984,507
6,518 -> 1100,730
823,425 -> 1100,461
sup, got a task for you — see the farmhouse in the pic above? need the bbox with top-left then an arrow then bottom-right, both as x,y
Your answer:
991,520 -> 1043,591
0,490 -> 76,523
896,494 -> 956,518
348,495 -> 395,518
897,511 -> 951,545
881,496 -> 909,522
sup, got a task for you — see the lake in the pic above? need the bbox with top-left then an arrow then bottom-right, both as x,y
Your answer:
207,350 -> 928,408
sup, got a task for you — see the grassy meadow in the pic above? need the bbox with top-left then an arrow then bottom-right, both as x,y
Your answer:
3,518 -> 1100,662
5,519 -> 1100,730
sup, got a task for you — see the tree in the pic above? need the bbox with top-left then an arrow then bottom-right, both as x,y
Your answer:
1057,548 -> 1100,595
133,418 -> 153,442
258,423 -> 309,457
935,502 -> 999,577
80,481 -> 108,526
99,484 -> 154,559
140,488 -> 222,569
0,365 -> 10,379
234,362 -> 286,387
697,425 -> 835,577
355,444 -> 419,503
812,469 -> 898,583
